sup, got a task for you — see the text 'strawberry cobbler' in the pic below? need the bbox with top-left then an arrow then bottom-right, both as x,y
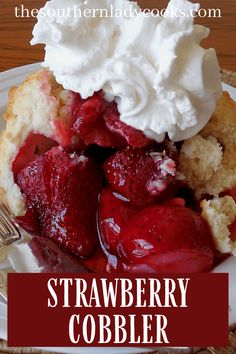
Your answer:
2,0 -> 236,276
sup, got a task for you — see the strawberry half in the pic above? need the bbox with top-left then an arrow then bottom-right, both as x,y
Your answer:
104,147 -> 176,206
17,146 -> 102,258
119,204 -> 215,273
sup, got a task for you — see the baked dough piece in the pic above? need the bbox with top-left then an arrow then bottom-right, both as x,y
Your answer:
180,92 -> 236,256
179,92 -> 236,199
201,196 -> 236,256
202,91 -> 236,147
0,69 -> 73,215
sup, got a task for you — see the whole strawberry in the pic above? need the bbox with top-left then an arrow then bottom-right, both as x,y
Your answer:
119,204 -> 215,273
104,147 -> 176,206
17,146 -> 102,258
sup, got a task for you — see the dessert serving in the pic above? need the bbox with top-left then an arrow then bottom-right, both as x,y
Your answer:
0,0 -> 235,273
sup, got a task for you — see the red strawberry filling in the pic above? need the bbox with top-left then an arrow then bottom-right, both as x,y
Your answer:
54,91 -> 151,149
118,205 -> 215,273
13,90 -> 217,273
98,187 -> 140,255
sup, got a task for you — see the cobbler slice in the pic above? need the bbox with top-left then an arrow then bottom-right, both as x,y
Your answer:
0,69 -> 235,272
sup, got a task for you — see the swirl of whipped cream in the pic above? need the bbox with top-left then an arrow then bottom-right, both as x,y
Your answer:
32,0 -> 222,142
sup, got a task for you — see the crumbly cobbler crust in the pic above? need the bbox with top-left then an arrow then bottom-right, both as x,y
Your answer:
180,92 -> 236,199
179,91 -> 236,255
201,196 -> 236,256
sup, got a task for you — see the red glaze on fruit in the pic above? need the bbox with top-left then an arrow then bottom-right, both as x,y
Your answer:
17,146 -> 102,258
54,118 -> 84,149
82,246 -> 123,273
12,133 -> 57,177
104,147 -> 176,206
54,90 -> 151,149
98,187 -> 139,255
16,207 -> 40,235
82,247 -> 108,272
164,198 -> 185,207
72,93 -> 125,148
103,102 -> 150,148
118,205 -> 215,273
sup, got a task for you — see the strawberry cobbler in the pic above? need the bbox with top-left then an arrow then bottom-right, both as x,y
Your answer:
1,0 -> 235,273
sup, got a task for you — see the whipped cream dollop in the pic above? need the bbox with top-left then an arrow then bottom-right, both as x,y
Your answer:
31,0 -> 222,142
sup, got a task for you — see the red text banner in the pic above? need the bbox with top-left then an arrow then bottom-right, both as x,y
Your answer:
8,273 -> 228,348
